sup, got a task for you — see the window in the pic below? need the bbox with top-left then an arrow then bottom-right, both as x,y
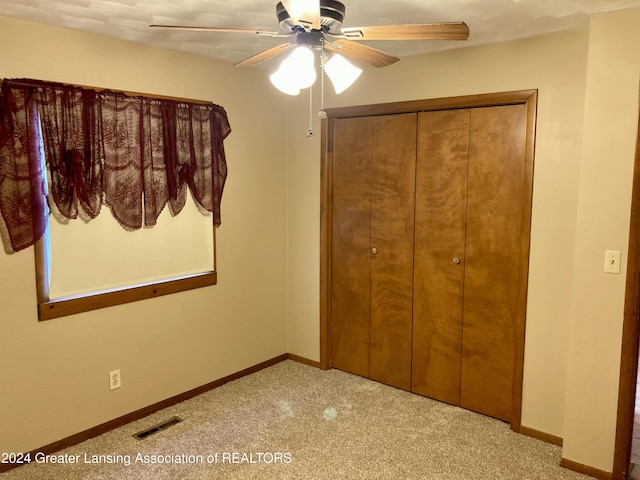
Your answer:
35,208 -> 217,320
0,78 -> 230,320
35,196 -> 217,321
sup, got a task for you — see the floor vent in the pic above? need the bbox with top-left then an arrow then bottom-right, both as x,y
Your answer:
133,416 -> 183,440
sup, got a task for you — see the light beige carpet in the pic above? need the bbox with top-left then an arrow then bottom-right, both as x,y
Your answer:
2,361 -> 592,479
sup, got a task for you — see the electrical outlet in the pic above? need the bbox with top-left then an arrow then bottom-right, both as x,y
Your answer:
109,369 -> 121,391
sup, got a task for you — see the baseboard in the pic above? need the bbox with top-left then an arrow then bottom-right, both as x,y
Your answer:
519,425 -> 563,447
287,353 -> 320,368
560,457 -> 613,480
0,353 -> 299,474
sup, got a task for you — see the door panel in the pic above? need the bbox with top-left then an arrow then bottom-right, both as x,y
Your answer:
460,104 -> 528,421
369,114 -> 417,390
330,117 -> 372,378
412,109 -> 469,404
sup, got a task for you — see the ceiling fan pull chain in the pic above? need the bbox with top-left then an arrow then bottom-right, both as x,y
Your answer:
319,43 -> 327,120
307,85 -> 315,139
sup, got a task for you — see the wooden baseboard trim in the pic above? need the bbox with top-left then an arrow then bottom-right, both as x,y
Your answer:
560,458 -> 613,480
519,425 -> 563,447
287,353 -> 320,368
0,353 -> 289,474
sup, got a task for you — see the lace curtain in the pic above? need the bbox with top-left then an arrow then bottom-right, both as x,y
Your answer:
0,79 -> 231,253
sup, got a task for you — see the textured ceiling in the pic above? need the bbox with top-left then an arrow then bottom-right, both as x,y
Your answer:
1,0 -> 640,67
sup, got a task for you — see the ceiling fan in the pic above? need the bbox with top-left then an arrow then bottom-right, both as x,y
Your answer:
151,0 -> 469,67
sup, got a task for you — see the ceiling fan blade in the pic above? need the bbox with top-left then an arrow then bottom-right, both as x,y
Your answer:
149,25 -> 280,36
342,22 -> 470,41
234,42 -> 295,67
324,39 -> 399,68
280,0 -> 321,29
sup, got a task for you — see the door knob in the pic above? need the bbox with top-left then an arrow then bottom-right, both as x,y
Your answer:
452,257 -> 461,264
371,248 -> 378,255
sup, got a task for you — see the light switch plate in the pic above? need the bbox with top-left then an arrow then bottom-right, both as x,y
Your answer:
604,250 -> 621,274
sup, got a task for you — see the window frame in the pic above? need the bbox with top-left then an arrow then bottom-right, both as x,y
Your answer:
34,228 -> 217,321
14,82 -> 224,321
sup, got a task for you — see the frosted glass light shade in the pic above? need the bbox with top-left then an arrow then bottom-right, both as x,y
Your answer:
270,46 -> 317,95
325,54 -> 362,94
270,68 -> 300,95
288,46 -> 317,88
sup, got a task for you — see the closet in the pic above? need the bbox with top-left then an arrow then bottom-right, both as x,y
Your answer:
322,91 -> 536,426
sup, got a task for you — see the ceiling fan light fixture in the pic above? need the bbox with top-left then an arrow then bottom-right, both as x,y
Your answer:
288,45 -> 317,88
324,53 -> 362,94
270,68 -> 301,95
270,45 -> 317,94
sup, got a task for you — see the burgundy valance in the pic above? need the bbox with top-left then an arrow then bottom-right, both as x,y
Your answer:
0,78 -> 231,253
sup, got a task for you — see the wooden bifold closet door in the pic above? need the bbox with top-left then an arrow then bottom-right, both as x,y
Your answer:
330,113 -> 416,391
412,105 -> 527,422
411,109 -> 468,407
324,92 -> 535,425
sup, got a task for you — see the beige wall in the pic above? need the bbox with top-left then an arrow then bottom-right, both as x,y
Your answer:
562,9 -> 640,470
0,17 -> 288,453
284,10 -> 640,472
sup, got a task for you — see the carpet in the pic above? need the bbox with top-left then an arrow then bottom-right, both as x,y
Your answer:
1,360 -> 592,479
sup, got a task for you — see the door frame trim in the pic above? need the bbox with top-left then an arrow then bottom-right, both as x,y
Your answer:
319,90 -> 538,432
612,102 -> 640,480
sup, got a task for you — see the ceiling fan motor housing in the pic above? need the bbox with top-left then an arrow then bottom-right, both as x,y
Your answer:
276,0 -> 346,33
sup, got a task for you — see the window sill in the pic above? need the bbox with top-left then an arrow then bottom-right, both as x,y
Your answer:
37,271 -> 217,321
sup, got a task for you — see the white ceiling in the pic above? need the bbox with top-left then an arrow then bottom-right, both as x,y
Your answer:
1,0 -> 640,67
